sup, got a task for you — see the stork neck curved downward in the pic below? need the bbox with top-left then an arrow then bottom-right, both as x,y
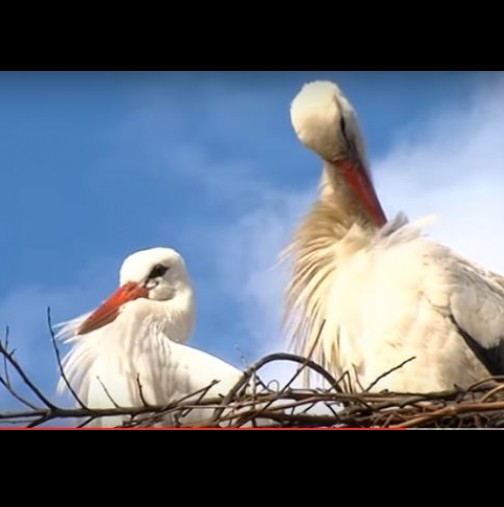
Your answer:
319,161 -> 377,231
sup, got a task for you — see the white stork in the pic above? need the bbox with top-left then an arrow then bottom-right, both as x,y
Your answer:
56,247 -> 246,427
285,80 -> 504,393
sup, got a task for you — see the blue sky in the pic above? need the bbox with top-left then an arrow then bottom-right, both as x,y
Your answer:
1,71 -> 503,416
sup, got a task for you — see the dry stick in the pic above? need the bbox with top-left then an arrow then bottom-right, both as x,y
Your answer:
233,345 -> 263,425
342,369 -> 375,413
236,396 -> 338,421
136,374 -> 151,408
336,370 -> 353,395
217,408 -> 339,427
233,323 -> 336,427
1,418 -> 36,425
466,376 -> 504,392
0,350 -> 40,413
351,365 -> 366,393
393,400 -> 504,428
141,381 -> 224,427
365,356 -> 417,393
2,326 -> 10,385
95,376 -> 121,409
322,400 -> 340,419
252,372 -> 273,393
480,383 -> 504,403
122,377 -> 153,427
250,370 -> 277,427
281,322 -> 331,392
128,380 -> 221,428
0,328 -> 39,410
236,360 -> 341,424
27,414 -> 52,428
473,413 -> 482,428
178,382 -> 222,419
77,416 -> 96,428
0,375 -> 39,411
300,401 -> 318,415
210,352 -> 342,426
0,336 -> 57,410
46,307 -> 88,409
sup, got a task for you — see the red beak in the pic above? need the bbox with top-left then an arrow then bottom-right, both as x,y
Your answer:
338,158 -> 387,227
77,281 -> 149,335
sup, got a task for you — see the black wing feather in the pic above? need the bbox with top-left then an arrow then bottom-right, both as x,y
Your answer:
450,314 -> 504,376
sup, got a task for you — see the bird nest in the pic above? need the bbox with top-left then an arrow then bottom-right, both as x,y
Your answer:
133,356 -> 504,429
1,316 -> 504,429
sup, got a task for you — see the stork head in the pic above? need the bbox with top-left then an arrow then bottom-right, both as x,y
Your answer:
290,80 -> 386,227
77,247 -> 194,336
290,81 -> 364,162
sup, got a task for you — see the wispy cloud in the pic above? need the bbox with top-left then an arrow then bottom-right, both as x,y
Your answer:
376,75 -> 504,273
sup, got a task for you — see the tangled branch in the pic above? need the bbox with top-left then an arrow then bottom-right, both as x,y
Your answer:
1,311 -> 504,428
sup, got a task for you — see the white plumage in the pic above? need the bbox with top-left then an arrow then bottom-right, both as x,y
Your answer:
56,247 -> 244,427
285,80 -> 504,393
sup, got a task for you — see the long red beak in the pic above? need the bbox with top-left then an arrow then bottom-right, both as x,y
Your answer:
338,159 -> 387,227
77,281 -> 149,336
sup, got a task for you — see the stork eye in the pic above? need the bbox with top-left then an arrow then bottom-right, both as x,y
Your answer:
148,264 -> 169,279
339,114 -> 348,142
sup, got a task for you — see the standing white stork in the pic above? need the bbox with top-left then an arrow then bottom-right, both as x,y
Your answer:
285,80 -> 504,393
56,247 -> 246,427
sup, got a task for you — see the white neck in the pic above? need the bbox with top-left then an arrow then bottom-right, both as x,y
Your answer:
120,285 -> 195,345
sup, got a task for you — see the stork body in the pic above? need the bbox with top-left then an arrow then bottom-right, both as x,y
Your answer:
286,81 -> 504,393
57,248 -> 243,427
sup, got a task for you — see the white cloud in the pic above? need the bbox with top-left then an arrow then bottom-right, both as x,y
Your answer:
376,76 -> 504,273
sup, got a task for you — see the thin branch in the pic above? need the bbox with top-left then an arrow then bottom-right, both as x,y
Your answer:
27,415 -> 51,428
210,351 -> 344,425
47,307 -> 87,409
0,328 -> 39,410
0,337 -> 57,410
480,383 -> 504,403
237,323 -> 330,426
0,374 -> 39,411
127,380 -> 221,428
95,376 -> 121,409
136,374 -> 151,408
352,364 -> 366,393
3,326 -> 10,385
365,356 -> 417,392
77,417 -> 96,428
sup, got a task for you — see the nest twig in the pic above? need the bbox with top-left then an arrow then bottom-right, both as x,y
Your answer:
1,309 -> 504,428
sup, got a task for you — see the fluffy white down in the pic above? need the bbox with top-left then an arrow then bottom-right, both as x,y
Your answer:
321,216 -> 498,392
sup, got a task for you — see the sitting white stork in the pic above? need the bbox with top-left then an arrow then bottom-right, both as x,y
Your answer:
56,247 -> 248,427
285,80 -> 504,393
